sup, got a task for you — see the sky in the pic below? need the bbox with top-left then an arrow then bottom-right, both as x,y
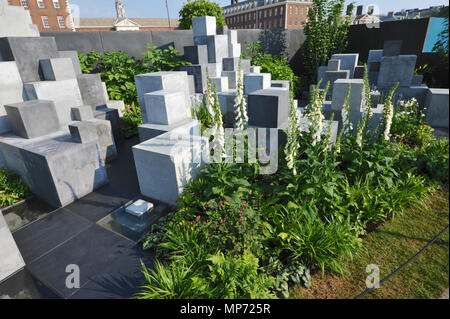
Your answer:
68,0 -> 449,19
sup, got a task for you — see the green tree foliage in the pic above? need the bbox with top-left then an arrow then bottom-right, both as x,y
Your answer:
300,0 -> 354,85
178,0 -> 226,30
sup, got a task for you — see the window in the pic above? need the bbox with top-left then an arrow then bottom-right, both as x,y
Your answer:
57,16 -> 65,28
53,0 -> 60,8
37,0 -> 45,8
41,15 -> 50,28
275,8 -> 277,16
21,0 -> 29,8
281,7 -> 283,15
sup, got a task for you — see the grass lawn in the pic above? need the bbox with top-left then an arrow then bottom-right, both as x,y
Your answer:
291,189 -> 449,299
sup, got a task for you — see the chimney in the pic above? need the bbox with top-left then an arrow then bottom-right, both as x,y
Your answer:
356,5 -> 363,16
388,11 -> 394,17
232,0 -> 238,5
368,5 -> 374,15
346,5 -> 353,16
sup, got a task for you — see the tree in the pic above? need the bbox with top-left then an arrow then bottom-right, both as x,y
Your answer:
179,0 -> 226,30
300,0 -> 353,85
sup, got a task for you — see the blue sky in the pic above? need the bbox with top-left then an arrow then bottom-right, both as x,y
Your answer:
68,0 -> 449,18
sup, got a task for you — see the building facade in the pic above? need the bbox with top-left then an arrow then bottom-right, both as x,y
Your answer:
75,18 -> 180,32
222,0 -> 313,30
7,0 -> 74,32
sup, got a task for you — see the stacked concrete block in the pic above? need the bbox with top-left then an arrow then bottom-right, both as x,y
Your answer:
184,45 -> 208,65
218,91 -> 237,125
192,16 -> 217,38
4,100 -> 61,139
0,211 -> 25,283
247,88 -> 290,128
331,79 -> 365,113
40,58 -> 77,81
133,131 -> 208,206
227,30 -> 241,58
250,66 -> 261,74
143,90 -> 189,125
223,57 -> 251,72
76,74 -> 108,110
377,55 -> 417,88
368,49 -> 383,83
353,66 -> 365,79
271,80 -> 290,91
0,61 -> 24,135
138,118 -> 200,142
206,35 -> 228,63
330,53 -> 359,79
24,79 -> 84,125
181,65 -> 207,93
58,50 -> 83,75
222,70 -> 242,90
210,77 -> 229,92
0,0 -> 39,38
0,37 -> 59,82
207,62 -> 223,77
425,89 -> 449,128
69,121 -> 98,144
244,73 -> 271,95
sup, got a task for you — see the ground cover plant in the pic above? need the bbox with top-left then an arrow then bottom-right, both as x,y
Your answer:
0,168 -> 29,208
138,65 -> 449,299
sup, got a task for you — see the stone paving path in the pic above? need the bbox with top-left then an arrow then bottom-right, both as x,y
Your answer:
0,137 -> 160,299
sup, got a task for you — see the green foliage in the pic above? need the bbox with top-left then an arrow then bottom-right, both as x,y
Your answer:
77,50 -> 101,74
300,0 -> 353,85
0,169 -> 29,207
120,102 -> 142,138
244,41 -> 300,96
142,44 -> 191,72
179,0 -> 225,30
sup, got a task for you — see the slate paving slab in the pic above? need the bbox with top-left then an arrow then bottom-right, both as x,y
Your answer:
69,246 -> 155,299
12,208 -> 92,264
0,268 -> 60,299
27,224 -> 135,298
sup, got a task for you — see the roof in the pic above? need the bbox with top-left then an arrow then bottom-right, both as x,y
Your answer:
76,18 -> 180,28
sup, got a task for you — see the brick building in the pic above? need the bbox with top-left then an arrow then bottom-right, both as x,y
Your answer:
75,18 -> 179,32
222,0 -> 313,30
7,0 -> 74,32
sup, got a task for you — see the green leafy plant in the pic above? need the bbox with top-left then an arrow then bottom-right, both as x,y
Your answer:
178,0 -> 225,30
0,169 -> 29,207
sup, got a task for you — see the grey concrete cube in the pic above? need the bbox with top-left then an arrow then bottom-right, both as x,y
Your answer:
76,74 -> 108,110
0,212 -> 25,283
40,58 -> 77,81
192,16 -> 217,37
4,100 -> 60,139
216,25 -> 229,35
271,80 -> 290,90
138,118 -> 200,142
222,70 -> 242,90
368,49 -> 384,64
0,2 -> 39,38
0,61 -> 23,135
210,77 -> 229,92
71,105 -> 94,121
69,121 -> 98,144
58,50 -> 82,75
184,45 -> 208,65
218,90 -> 237,125
331,79 -> 365,113
250,66 -> 261,74
328,59 -> 341,71
330,53 -> 359,78
181,65 -> 207,93
377,55 -> 417,88
247,88 -> 289,128
228,43 -> 241,58
133,131 -> 208,206
425,88 -> 449,128
353,66 -> 365,79
244,73 -> 271,95
228,30 -> 238,45
24,79 -> 83,125
86,119 -> 118,163
207,62 -> 223,77
143,90 -> 189,125
222,57 -> 250,72
412,74 -> 424,86
206,35 -> 228,63
324,70 -> 350,91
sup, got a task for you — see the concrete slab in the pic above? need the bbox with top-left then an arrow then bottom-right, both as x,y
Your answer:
0,61 -> 25,135
0,211 -> 25,283
40,58 -> 77,81
247,88 -> 289,128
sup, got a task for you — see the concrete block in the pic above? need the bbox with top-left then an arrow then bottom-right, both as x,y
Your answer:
250,66 -> 261,74
218,90 -> 237,125
0,61 -> 24,135
368,49 -> 384,64
193,35 -> 208,46
248,88 -> 289,128
216,25 -> 229,35
244,73 -> 271,95
71,105 -> 94,121
354,66 -> 365,79
0,1 -> 39,38
228,43 -> 241,58
227,30 -> 238,45
271,80 -> 290,91
40,58 -> 76,81
395,85 -> 429,107
69,121 -> 98,144
324,70 -> 350,91
412,74 -> 424,86
0,212 -> 25,283
93,107 -> 122,143
210,77 -> 229,92
317,66 -> 327,85
331,53 -> 359,78
4,100 -> 60,139
0,129 -> 109,207
207,62 -> 223,77
135,72 -> 190,119
425,88 -> 449,128
331,79 -> 365,113
125,199 -> 154,217
383,40 -> 402,56
76,74 -> 108,110
328,59 -> 341,71
0,37 -> 59,82
138,118 -> 200,142
181,65 -> 207,93
184,45 -> 208,65
58,50 -> 82,75
378,55 -> 416,88
370,91 -> 381,108
188,75 -> 195,95
192,16 -> 216,37
206,35 -> 228,63
222,57 -> 250,72
105,100 -> 125,117
143,90 -> 189,125
222,70 -> 242,90
24,79 -> 83,125
86,119 -> 118,163
133,131 -> 208,206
